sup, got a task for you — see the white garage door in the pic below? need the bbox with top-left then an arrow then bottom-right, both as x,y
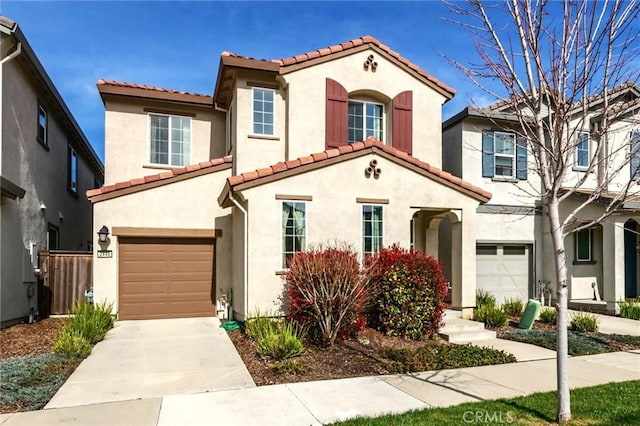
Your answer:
476,244 -> 531,303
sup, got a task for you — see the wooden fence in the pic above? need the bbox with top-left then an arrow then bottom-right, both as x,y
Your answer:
39,251 -> 92,315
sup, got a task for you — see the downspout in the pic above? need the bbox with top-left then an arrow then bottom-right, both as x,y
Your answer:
229,192 -> 248,320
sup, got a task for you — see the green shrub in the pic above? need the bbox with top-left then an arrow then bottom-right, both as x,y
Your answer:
271,359 -> 304,374
539,307 -> 557,324
369,245 -> 448,340
476,289 -> 496,309
571,311 -> 599,333
256,322 -> 305,361
475,305 -> 509,328
502,298 -> 524,316
619,298 -> 640,320
381,342 -> 516,373
606,334 -> 640,345
67,301 -> 115,344
0,354 -> 80,411
284,243 -> 372,346
501,329 -> 611,355
53,328 -> 93,358
245,309 -> 280,342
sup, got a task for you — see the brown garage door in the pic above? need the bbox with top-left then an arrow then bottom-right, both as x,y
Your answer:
118,237 -> 215,320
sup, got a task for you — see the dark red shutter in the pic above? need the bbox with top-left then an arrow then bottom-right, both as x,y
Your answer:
325,78 -> 348,149
392,91 -> 413,155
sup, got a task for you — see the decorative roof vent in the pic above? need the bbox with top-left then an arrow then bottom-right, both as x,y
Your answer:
364,55 -> 378,72
365,159 -> 382,178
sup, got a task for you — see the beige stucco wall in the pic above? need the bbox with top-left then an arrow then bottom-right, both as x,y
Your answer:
234,152 -> 479,319
284,49 -> 447,165
103,98 -> 225,185
2,56 -> 100,325
92,169 -> 232,316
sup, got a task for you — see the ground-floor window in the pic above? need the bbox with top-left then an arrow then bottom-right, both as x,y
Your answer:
282,201 -> 306,267
575,228 -> 592,262
362,205 -> 383,258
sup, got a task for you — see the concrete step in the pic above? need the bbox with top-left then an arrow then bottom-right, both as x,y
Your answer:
440,318 -> 486,333
441,329 -> 497,343
442,309 -> 462,320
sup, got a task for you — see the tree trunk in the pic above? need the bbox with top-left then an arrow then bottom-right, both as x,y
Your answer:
547,198 -> 572,423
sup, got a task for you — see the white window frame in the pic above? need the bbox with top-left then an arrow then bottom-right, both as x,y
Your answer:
147,113 -> 192,167
575,228 -> 592,262
348,100 -> 385,143
37,104 -> 48,146
281,201 -> 306,268
68,145 -> 78,194
575,131 -> 590,169
252,88 -> 275,136
361,204 -> 384,260
493,131 -> 516,177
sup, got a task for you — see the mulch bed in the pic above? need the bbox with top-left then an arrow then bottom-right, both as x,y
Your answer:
0,318 -> 68,360
228,327 -> 450,386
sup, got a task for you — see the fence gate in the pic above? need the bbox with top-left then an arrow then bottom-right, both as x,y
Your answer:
39,251 -> 92,315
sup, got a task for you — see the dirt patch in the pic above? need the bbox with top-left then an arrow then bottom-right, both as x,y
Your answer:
228,327 -> 459,386
0,318 -> 68,360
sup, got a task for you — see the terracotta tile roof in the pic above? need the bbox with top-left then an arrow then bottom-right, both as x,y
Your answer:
86,156 -> 232,201
222,35 -> 455,99
97,79 -> 213,99
223,137 -> 491,203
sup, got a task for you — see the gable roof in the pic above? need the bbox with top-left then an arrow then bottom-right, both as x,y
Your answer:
218,137 -> 491,207
96,79 -> 214,106
86,156 -> 232,203
214,35 -> 455,108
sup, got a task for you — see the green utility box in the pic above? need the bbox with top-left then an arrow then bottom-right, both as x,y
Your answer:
519,299 -> 542,329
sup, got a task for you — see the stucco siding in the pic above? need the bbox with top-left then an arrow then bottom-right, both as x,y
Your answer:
283,48 -> 446,166
103,98 -> 222,185
237,153 -> 479,315
92,169 -> 232,315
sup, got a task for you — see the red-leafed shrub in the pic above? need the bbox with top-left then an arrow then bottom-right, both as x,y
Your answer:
369,245 -> 448,340
284,243 -> 374,346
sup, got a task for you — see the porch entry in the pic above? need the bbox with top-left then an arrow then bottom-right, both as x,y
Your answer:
624,219 -> 639,298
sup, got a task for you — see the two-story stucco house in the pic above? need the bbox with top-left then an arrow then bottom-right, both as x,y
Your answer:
88,36 -> 491,321
1,17 -> 104,327
443,84 -> 640,313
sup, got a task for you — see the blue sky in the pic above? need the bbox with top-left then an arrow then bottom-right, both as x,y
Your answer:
2,1 -> 493,162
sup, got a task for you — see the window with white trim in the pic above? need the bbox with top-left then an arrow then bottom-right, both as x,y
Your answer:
149,114 -> 191,166
68,145 -> 78,194
282,201 -> 306,268
37,105 -> 48,146
575,132 -> 590,168
253,88 -> 275,135
362,205 -> 383,258
575,228 -> 592,262
494,131 -> 516,177
348,101 -> 384,143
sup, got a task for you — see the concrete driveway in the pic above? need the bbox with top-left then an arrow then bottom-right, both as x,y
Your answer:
45,317 -> 255,409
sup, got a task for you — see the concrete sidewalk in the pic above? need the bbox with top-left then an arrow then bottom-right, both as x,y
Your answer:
1,350 -> 638,426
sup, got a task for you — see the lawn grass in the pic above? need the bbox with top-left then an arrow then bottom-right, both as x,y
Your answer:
332,380 -> 640,425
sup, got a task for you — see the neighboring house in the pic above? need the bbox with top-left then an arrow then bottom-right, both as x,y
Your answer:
0,17 -> 104,327
443,84 -> 640,312
88,36 -> 490,321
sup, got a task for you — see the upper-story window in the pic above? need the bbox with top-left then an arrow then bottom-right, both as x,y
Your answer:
348,100 -> 384,144
253,88 -> 275,136
494,131 -> 516,177
482,130 -> 527,180
630,130 -> 640,180
67,145 -> 78,194
37,104 -> 48,147
575,131 -> 590,168
149,114 -> 191,167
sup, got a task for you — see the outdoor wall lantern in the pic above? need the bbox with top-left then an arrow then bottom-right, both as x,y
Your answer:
97,226 -> 110,243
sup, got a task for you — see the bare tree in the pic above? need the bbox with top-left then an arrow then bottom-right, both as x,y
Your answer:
446,0 -> 640,422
